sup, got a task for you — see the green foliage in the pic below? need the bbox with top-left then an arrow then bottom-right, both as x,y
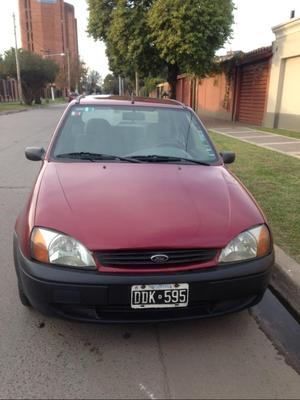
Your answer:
87,0 -> 164,80
86,70 -> 102,93
56,56 -> 87,92
102,73 -> 119,94
140,76 -> 165,97
89,0 -> 162,79
77,59 -> 89,92
218,51 -> 244,81
2,48 -> 59,105
87,0 -> 117,41
87,0 -> 234,98
0,54 -> 4,79
148,0 -> 234,76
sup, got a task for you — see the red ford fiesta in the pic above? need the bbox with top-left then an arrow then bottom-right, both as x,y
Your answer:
14,96 -> 274,322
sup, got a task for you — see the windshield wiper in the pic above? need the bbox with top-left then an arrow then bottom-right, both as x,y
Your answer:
131,155 -> 210,166
56,153 -> 210,165
55,152 -> 142,163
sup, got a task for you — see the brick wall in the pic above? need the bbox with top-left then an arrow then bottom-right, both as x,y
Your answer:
196,72 -> 234,121
64,3 -> 78,61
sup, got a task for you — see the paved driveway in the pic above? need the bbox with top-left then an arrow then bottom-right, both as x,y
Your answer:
201,117 -> 300,159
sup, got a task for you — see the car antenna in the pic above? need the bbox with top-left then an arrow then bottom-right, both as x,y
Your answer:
76,94 -> 86,104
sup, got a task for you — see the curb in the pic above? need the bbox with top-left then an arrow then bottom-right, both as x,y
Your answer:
0,103 -> 66,116
270,245 -> 300,319
0,109 -> 28,116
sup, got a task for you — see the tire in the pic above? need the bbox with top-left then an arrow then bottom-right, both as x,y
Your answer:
17,279 -> 31,307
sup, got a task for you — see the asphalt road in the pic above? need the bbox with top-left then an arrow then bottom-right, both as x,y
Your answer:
0,105 -> 299,399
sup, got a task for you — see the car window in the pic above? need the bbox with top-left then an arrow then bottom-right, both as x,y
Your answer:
52,105 -> 218,163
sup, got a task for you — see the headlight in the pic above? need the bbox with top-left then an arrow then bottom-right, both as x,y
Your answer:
219,224 -> 271,263
31,227 -> 96,268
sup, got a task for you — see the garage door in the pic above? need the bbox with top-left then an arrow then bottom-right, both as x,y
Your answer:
237,61 -> 270,125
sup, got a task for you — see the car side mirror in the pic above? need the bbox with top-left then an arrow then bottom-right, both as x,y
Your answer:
25,147 -> 45,161
220,151 -> 236,164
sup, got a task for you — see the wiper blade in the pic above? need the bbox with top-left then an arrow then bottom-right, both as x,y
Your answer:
132,155 -> 210,166
177,157 -> 210,166
55,152 -> 142,163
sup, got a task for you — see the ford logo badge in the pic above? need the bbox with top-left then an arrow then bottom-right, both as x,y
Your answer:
150,254 -> 169,263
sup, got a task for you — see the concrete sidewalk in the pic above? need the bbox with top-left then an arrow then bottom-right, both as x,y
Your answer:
202,117 -> 300,160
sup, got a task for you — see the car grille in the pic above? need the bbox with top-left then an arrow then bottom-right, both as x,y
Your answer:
95,249 -> 218,268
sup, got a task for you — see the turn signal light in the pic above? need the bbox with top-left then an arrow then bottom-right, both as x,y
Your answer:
257,225 -> 271,257
31,228 -> 49,263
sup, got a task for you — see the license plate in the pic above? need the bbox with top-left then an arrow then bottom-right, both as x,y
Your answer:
131,283 -> 189,309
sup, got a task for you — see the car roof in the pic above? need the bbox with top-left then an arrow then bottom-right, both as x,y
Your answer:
72,95 -> 186,109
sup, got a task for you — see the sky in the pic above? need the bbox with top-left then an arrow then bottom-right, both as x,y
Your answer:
0,0 -> 298,78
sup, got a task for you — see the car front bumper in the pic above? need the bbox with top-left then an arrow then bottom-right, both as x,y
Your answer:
14,235 -> 274,323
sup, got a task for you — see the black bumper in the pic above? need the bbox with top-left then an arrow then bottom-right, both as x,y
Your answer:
14,235 -> 274,323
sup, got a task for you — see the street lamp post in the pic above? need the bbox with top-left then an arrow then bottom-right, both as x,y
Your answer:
43,51 -> 71,97
13,13 -> 23,104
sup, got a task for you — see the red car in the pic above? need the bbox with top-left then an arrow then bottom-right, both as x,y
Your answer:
14,96 -> 274,322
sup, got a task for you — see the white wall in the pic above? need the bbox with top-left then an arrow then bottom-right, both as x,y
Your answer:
264,17 -> 300,131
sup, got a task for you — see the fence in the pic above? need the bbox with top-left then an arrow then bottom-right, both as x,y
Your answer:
0,79 -> 19,102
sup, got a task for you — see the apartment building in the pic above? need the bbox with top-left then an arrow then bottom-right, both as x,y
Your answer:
19,0 -> 79,93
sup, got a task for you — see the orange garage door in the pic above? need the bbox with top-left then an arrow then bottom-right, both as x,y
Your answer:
237,61 -> 270,125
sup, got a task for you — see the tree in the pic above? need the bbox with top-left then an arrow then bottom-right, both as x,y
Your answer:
108,0 -> 162,79
56,56 -> 88,93
86,70 -> 102,94
148,0 -> 234,98
2,48 -> 59,104
102,73 -> 119,94
77,59 -> 88,93
87,0 -> 234,98
87,0 -> 117,42
140,76 -> 165,97
87,0 -> 163,86
0,54 -> 4,79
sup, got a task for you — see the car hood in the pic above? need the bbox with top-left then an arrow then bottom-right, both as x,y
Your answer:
35,162 -> 264,250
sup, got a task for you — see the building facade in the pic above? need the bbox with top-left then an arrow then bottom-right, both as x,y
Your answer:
175,47 -> 272,126
18,0 -> 79,93
264,17 -> 300,131
154,16 -> 300,132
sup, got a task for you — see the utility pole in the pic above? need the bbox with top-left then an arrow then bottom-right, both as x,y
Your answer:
13,13 -> 23,104
75,56 -> 79,93
67,49 -> 71,94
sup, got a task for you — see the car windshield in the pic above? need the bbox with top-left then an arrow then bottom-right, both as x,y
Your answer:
52,105 -> 218,164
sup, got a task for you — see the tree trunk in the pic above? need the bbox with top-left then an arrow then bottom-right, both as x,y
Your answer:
23,89 -> 33,105
34,96 -> 42,105
135,71 -> 139,96
24,97 -> 33,106
167,64 -> 179,99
